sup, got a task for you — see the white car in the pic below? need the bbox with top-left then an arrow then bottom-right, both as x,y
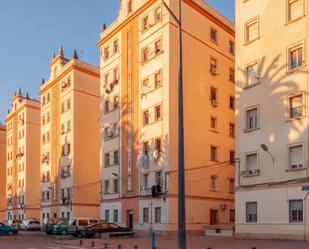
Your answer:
21,220 -> 41,231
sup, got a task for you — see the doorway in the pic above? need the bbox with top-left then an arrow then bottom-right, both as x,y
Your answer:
127,210 -> 133,229
210,209 -> 218,225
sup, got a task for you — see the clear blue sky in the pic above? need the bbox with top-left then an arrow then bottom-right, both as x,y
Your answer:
0,0 -> 234,123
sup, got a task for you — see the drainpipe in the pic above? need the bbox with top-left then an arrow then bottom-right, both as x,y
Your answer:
304,192 -> 309,241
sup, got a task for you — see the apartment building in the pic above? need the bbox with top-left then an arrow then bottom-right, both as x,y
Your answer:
0,124 -> 6,219
5,91 -> 41,221
235,0 -> 309,240
39,47 -> 100,223
98,0 -> 235,233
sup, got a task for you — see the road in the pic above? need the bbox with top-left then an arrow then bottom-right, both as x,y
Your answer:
1,231 -> 309,249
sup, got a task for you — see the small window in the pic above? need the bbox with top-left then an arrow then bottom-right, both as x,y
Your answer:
142,16 -> 149,31
288,144 -> 304,169
245,107 -> 258,130
113,40 -> 119,54
288,43 -> 304,70
229,123 -> 235,138
104,180 -> 110,194
230,150 -> 235,164
154,71 -> 162,88
210,146 -> 218,161
289,94 -> 304,119
105,209 -> 110,222
154,7 -> 162,22
210,88 -> 218,106
113,179 -> 119,193
104,47 -> 110,60
246,202 -> 257,223
245,62 -> 259,87
154,39 -> 162,55
104,153 -> 110,167
155,138 -> 161,153
229,40 -> 235,55
289,199 -> 303,223
155,105 -> 161,121
143,174 -> 149,188
142,47 -> 149,63
230,96 -> 235,110
143,141 -> 150,156
113,209 -> 118,223
210,175 -> 217,191
210,58 -> 218,75
114,151 -> 119,165
288,0 -> 304,22
229,179 -> 235,193
128,0 -> 132,14
210,116 -> 217,130
143,110 -> 150,125
155,207 -> 161,223
246,153 -> 258,170
245,17 -> 259,43
143,207 -> 149,223
210,28 -> 217,42
229,68 -> 235,82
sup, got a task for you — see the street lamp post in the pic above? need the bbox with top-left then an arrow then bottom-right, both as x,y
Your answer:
161,1 -> 186,248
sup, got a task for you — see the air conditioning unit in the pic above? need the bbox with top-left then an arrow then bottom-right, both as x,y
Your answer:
291,163 -> 304,169
153,150 -> 159,160
220,203 -> 227,210
248,169 -> 260,175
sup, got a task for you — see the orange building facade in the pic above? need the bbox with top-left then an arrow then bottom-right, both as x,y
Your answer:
39,48 -> 101,223
0,124 -> 6,219
98,0 -> 235,234
5,91 -> 41,221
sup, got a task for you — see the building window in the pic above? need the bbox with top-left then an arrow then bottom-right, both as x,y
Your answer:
229,179 -> 235,193
113,209 -> 118,223
104,153 -> 110,167
113,179 -> 119,193
142,47 -> 149,63
155,207 -> 162,223
154,71 -> 162,88
155,105 -> 161,121
288,0 -> 304,22
104,180 -> 110,194
114,151 -> 119,165
229,68 -> 235,82
143,141 -> 150,156
143,110 -> 150,125
210,175 -> 217,191
105,209 -> 110,222
143,207 -> 149,223
245,107 -> 258,130
245,62 -> 259,87
128,0 -> 132,14
142,15 -> 149,31
230,96 -> 235,109
210,28 -> 217,42
229,40 -> 235,55
288,43 -> 304,70
155,171 -> 162,187
154,7 -> 162,23
210,58 -> 218,75
246,202 -> 257,223
230,150 -> 235,164
245,17 -> 259,43
288,144 -> 304,169
104,47 -> 110,60
154,39 -> 162,55
289,200 -> 303,223
155,138 -> 161,154
210,87 -> 218,106
143,174 -> 149,188
113,40 -> 119,54
246,153 -> 258,171
229,123 -> 235,138
289,94 -> 304,119
104,100 -> 110,113
210,116 -> 217,130
210,146 -> 218,161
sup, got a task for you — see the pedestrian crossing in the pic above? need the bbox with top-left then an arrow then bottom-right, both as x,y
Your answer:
25,246 -> 88,249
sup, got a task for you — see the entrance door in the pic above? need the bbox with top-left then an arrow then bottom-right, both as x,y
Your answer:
127,211 -> 133,229
210,210 -> 218,225
230,209 -> 235,224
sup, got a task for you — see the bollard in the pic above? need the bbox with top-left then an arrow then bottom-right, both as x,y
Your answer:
118,245 -> 122,249
151,231 -> 156,249
104,243 -> 109,249
91,241 -> 95,247
134,246 -> 138,249
79,240 -> 83,246
252,248 -> 256,249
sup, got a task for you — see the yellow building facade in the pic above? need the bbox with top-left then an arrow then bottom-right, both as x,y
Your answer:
235,0 -> 309,240
0,124 -> 6,219
39,48 -> 100,223
98,0 -> 235,234
5,91 -> 41,221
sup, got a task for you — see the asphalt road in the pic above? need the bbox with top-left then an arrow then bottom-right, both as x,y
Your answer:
2,231 -> 309,249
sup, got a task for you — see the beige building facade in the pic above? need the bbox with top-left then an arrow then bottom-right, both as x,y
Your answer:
98,0 -> 235,234
235,0 -> 309,240
0,124 -> 6,219
5,91 -> 41,221
39,48 -> 100,223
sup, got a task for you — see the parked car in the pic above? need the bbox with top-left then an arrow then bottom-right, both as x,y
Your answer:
45,218 -> 64,235
0,222 -> 18,236
21,220 -> 41,231
11,220 -> 22,230
53,220 -> 69,235
68,218 -> 99,237
79,222 -> 132,238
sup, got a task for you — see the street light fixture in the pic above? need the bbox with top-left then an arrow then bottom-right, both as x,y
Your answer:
161,1 -> 186,249
260,144 -> 275,182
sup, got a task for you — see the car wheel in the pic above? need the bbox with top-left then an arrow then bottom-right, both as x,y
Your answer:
7,231 -> 13,236
62,230 -> 67,235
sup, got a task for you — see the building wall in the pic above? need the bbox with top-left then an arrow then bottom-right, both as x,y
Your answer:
0,125 -> 6,219
235,0 -> 309,239
99,0 -> 235,233
5,94 -> 40,221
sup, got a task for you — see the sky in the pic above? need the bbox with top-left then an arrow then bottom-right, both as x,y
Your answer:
0,0 -> 235,123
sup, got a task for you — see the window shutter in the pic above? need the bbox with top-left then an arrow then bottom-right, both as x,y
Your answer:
289,145 -> 303,166
246,154 -> 257,170
289,0 -> 303,21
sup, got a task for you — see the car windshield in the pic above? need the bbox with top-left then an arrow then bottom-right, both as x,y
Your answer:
78,220 -> 88,226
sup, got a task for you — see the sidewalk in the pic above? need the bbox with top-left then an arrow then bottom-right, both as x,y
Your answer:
59,235 -> 309,249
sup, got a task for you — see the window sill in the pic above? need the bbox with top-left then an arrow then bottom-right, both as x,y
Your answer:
285,15 -> 306,26
286,167 -> 307,172
243,127 -> 260,133
244,37 -> 260,46
141,51 -> 164,66
286,64 -> 306,74
243,82 -> 261,90
286,115 -> 306,122
210,128 -> 219,133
